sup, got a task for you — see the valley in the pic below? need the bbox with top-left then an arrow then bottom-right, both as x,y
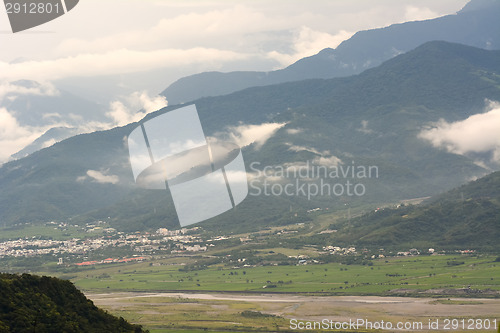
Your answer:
1,1 -> 500,332
2,207 -> 499,332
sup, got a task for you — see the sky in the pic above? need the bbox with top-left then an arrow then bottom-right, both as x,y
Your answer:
0,0 -> 469,88
0,0 -> 474,162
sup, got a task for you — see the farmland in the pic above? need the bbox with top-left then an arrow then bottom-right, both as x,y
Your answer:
66,254 -> 500,331
70,254 -> 500,296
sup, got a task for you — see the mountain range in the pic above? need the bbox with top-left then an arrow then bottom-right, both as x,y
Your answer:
161,0 -> 500,104
1,40 -> 499,234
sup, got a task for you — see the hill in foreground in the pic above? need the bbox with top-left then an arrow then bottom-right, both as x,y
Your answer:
0,273 -> 146,333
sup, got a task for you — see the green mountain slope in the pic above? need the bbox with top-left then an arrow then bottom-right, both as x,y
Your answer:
332,171 -> 500,250
1,41 -> 499,233
0,273 -> 145,332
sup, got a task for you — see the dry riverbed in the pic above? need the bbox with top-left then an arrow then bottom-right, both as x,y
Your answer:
87,292 -> 500,332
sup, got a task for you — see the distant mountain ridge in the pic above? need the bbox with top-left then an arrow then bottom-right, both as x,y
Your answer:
161,0 -> 500,104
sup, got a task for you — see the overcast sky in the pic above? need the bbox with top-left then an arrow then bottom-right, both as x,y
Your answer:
0,0 -> 469,86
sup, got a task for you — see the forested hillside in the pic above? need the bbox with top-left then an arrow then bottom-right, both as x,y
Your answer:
0,273 -> 146,333
332,171 -> 500,250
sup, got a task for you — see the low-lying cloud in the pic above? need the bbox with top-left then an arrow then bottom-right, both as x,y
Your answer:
78,170 -> 120,185
313,155 -> 343,167
0,81 -> 60,162
106,91 -> 167,126
0,87 -> 167,164
267,26 -> 353,66
419,101 -> 500,164
286,128 -> 302,135
226,122 -> 286,149
0,81 -> 59,102
404,5 -> 439,22
287,144 -> 342,167
357,120 -> 374,134
0,107 -> 46,162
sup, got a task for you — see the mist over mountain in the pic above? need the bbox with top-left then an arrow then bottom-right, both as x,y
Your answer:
0,41 -> 498,233
161,0 -> 500,105
11,127 -> 82,160
0,80 -> 169,163
0,80 -> 108,162
0,80 -> 106,127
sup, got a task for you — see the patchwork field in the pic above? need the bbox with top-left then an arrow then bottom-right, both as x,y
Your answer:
71,255 -> 500,296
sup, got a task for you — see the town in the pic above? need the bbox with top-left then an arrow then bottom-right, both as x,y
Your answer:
0,220 -> 476,270
0,221 -> 208,264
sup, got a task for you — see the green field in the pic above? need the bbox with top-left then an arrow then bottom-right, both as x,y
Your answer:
68,255 -> 500,296
71,254 -> 500,332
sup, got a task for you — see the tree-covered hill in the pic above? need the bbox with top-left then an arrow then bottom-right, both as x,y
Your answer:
332,171 -> 500,250
0,273 -> 146,333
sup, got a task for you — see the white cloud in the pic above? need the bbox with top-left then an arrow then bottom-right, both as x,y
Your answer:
41,138 -> 57,148
0,81 -> 59,102
267,26 -> 353,67
55,5 -> 275,56
288,144 -> 322,155
405,6 -> 439,21
0,107 -> 46,162
286,144 -> 342,166
107,101 -> 133,127
42,112 -> 62,120
313,156 -> 342,167
286,128 -> 302,135
76,175 -> 87,182
357,120 -> 373,134
227,122 -> 286,149
106,91 -> 167,126
0,48 -> 249,82
137,92 -> 168,113
419,101 -> 500,164
83,169 -> 120,184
